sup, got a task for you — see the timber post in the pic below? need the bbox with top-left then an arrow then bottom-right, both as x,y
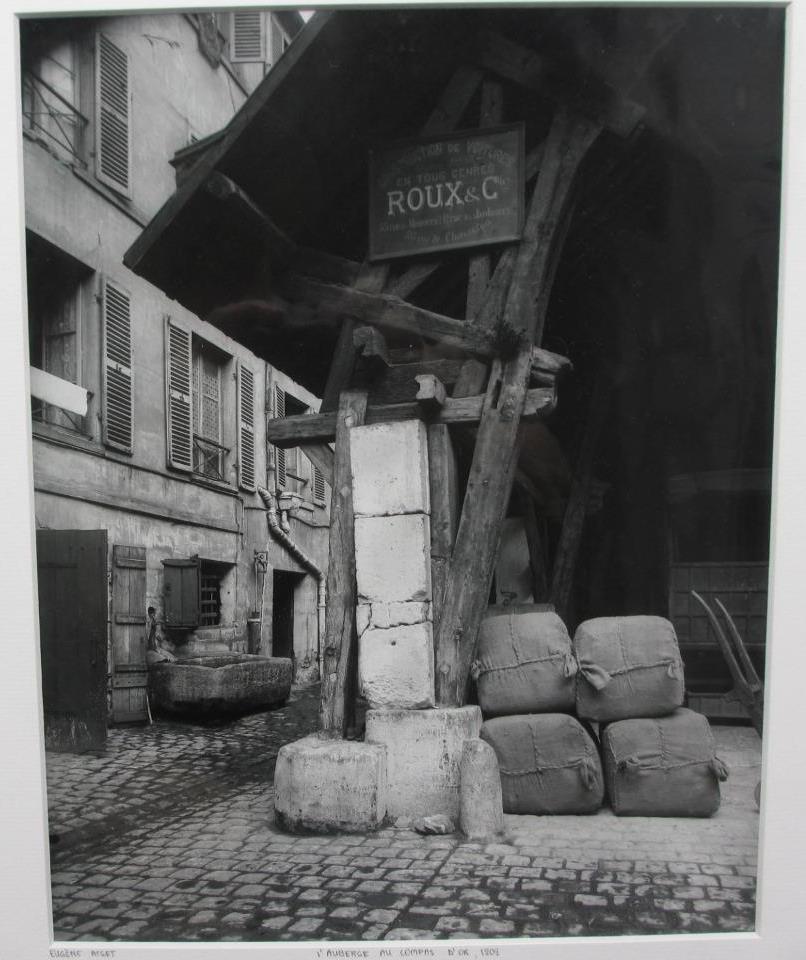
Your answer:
318,390 -> 368,737
434,109 -> 601,706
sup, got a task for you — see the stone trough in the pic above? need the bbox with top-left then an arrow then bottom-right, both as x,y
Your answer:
148,654 -> 292,718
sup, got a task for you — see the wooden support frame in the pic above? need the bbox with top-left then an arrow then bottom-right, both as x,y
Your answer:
477,31 -> 644,137
319,390 -> 368,738
315,62 -> 485,736
297,319 -> 358,487
266,386 -> 555,446
434,108 -> 601,706
281,275 -> 498,360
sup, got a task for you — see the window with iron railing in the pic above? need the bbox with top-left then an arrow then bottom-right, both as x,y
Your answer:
192,343 -> 230,481
22,39 -> 88,167
21,29 -> 131,198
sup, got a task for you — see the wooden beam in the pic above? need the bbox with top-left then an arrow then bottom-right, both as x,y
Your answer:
369,358 -> 466,405
421,63 -> 484,135
434,109 -> 601,707
452,358 -> 489,398
298,319 -> 358,488
415,374 -> 447,416
300,445 -> 334,485
530,346 -> 573,387
353,325 -> 390,374
428,424 -> 459,636
385,261 -> 441,300
281,275 -> 498,359
319,390 -> 368,738
477,31 -> 644,137
293,246 -> 362,287
267,387 -> 555,447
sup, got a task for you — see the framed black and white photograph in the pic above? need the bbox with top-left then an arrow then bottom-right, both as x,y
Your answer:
1,2 -> 805,959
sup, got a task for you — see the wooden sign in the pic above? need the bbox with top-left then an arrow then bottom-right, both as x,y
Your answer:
369,124 -> 524,261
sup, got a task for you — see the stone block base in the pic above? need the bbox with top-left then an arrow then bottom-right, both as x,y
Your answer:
359,621 -> 435,709
365,706 -> 482,820
273,736 -> 387,834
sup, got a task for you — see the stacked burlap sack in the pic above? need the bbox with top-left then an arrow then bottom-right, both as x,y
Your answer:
476,607 -> 728,817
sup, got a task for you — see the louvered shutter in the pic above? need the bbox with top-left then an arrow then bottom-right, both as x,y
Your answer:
165,318 -> 193,472
273,383 -> 287,489
95,33 -> 131,197
102,278 -> 133,453
312,463 -> 326,506
238,362 -> 256,491
231,10 -> 265,62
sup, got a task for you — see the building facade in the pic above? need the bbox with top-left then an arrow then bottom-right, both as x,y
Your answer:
21,10 -> 327,750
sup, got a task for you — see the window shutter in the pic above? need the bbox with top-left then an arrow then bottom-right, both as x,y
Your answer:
273,383 -> 286,489
165,318 -> 193,472
237,362 -> 256,491
162,558 -> 200,628
231,10 -> 265,62
102,278 -> 133,453
95,33 -> 131,197
312,463 -> 326,505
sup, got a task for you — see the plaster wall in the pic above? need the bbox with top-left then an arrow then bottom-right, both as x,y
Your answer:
23,12 -> 329,689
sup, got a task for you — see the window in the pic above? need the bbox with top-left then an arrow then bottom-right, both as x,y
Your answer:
21,31 -> 86,166
199,562 -> 223,626
162,557 -> 233,629
192,341 -> 225,480
270,380 -> 327,506
21,27 -> 132,198
165,318 -> 233,483
26,232 -> 91,433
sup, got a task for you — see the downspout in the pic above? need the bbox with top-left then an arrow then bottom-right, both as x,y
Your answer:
257,486 -> 326,678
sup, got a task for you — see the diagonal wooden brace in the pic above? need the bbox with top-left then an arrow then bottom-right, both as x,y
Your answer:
434,109 -> 601,706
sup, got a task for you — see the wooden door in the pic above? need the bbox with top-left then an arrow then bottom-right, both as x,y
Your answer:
36,529 -> 108,753
111,545 -> 149,723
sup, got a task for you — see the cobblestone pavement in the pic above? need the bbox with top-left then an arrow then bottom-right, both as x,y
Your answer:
45,686 -> 761,943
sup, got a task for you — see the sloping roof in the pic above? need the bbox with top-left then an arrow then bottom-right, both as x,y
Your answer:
124,7 -> 783,395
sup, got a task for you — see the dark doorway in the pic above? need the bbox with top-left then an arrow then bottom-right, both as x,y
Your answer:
272,570 -> 300,659
36,529 -> 108,752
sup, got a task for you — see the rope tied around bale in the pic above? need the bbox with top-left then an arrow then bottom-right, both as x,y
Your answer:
617,753 -> 730,782
577,657 -> 682,691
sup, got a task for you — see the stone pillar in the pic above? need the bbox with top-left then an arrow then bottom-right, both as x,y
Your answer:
459,738 -> 505,839
350,420 -> 435,708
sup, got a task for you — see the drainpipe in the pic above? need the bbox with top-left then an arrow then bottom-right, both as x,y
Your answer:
258,486 -> 326,678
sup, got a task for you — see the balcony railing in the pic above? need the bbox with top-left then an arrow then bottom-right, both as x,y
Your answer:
193,434 -> 230,482
22,72 -> 88,166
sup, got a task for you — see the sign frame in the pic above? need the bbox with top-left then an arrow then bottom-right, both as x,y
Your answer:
368,122 -> 526,262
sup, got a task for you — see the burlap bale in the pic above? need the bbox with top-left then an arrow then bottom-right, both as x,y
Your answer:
573,615 -> 685,721
481,713 -> 604,815
474,607 -> 576,716
602,708 -> 728,817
